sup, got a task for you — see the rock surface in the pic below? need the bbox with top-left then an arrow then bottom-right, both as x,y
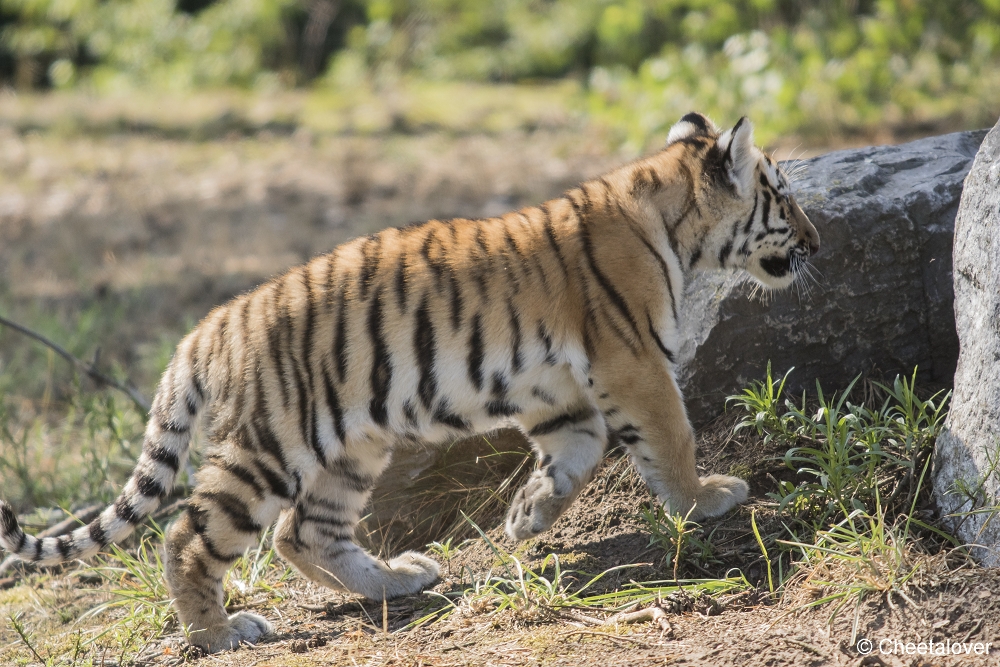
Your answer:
932,118 -> 1000,566
677,129 -> 987,424
369,129 -> 989,545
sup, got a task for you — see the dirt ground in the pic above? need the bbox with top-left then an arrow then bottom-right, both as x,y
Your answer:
1,103 -> 998,666
3,432 -> 999,667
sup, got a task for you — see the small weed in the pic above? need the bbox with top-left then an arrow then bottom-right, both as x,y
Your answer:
8,612 -> 49,665
638,503 -> 719,579
80,520 -> 175,650
729,365 -> 949,529
427,537 -> 466,576
226,528 -> 295,606
410,516 -> 747,631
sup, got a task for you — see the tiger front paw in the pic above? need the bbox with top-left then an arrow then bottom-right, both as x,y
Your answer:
187,611 -> 273,653
504,470 -> 575,541
685,474 -> 749,521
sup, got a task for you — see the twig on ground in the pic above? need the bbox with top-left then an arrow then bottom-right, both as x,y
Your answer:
560,604 -> 673,635
0,314 -> 150,412
559,629 -> 656,648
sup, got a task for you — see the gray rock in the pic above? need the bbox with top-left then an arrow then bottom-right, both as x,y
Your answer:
932,118 -> 1000,566
369,130 -> 990,548
677,129 -> 988,425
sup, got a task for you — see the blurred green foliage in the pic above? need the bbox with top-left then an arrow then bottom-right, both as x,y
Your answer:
1,0 -> 999,142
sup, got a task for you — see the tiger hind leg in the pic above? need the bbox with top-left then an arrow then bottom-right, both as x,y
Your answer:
505,404 -> 606,540
163,455 -> 292,653
274,458 -> 439,600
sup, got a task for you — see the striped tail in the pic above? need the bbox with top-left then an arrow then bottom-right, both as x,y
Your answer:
0,342 -> 205,565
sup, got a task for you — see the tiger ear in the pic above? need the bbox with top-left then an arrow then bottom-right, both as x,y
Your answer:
666,112 -> 719,144
717,116 -> 756,192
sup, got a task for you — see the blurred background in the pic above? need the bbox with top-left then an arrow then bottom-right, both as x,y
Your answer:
3,0 -> 1000,144
1,0 -> 999,512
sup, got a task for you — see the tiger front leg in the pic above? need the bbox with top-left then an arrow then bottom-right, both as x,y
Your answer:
595,352 -> 748,521
505,405 -> 606,540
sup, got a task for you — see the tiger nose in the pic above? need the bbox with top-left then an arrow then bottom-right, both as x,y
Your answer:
800,219 -> 820,256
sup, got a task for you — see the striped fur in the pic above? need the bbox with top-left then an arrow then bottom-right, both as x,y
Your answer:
0,113 -> 818,652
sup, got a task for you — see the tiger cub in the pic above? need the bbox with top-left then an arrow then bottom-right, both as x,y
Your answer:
0,112 -> 818,652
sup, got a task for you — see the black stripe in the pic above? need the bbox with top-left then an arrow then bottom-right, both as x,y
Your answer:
200,532 -> 241,563
89,520 -> 105,547
209,457 -> 265,499
267,290 -> 291,408
743,191 -> 759,233
136,473 -> 166,498
403,400 -> 418,425
689,246 -> 702,268
679,112 -> 709,132
467,313 -> 484,392
16,528 -> 27,552
433,400 -> 471,430
529,407 -> 594,437
581,226 -> 642,342
252,457 -> 293,499
333,288 -> 348,383
537,322 -> 557,365
190,339 -> 206,401
145,446 -> 180,472
486,372 -> 520,417
532,386 -> 557,405
197,491 -> 262,534
330,459 -> 374,493
299,512 -> 353,528
421,227 -> 445,288
159,418 -> 188,434
508,301 -> 523,373
617,424 -> 642,445
33,536 -> 43,560
414,298 -> 438,410
394,254 -> 408,313
304,495 -> 350,514
250,400 -> 299,498
539,204 -> 569,275
647,167 -> 661,190
358,234 -> 381,300
56,535 -> 71,559
760,189 -> 772,231
449,271 -> 464,331
321,364 -> 347,445
114,496 -> 143,525
367,288 -> 392,426
218,311 -> 234,403
309,408 -> 326,467
633,233 -> 678,322
718,239 -> 733,265
646,314 -> 676,363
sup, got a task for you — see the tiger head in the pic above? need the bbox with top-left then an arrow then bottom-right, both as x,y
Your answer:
665,112 -> 820,291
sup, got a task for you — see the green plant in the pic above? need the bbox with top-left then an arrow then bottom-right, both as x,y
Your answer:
638,502 -> 719,579
80,520 -> 175,649
225,528 -> 295,606
427,537 -> 467,577
408,514 -> 747,629
729,366 -> 949,529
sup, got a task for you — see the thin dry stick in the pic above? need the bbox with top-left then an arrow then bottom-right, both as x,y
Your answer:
0,314 -> 150,412
562,604 -> 672,634
559,630 -> 655,648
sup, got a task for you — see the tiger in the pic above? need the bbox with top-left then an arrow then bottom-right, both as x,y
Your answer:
0,112 -> 818,653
